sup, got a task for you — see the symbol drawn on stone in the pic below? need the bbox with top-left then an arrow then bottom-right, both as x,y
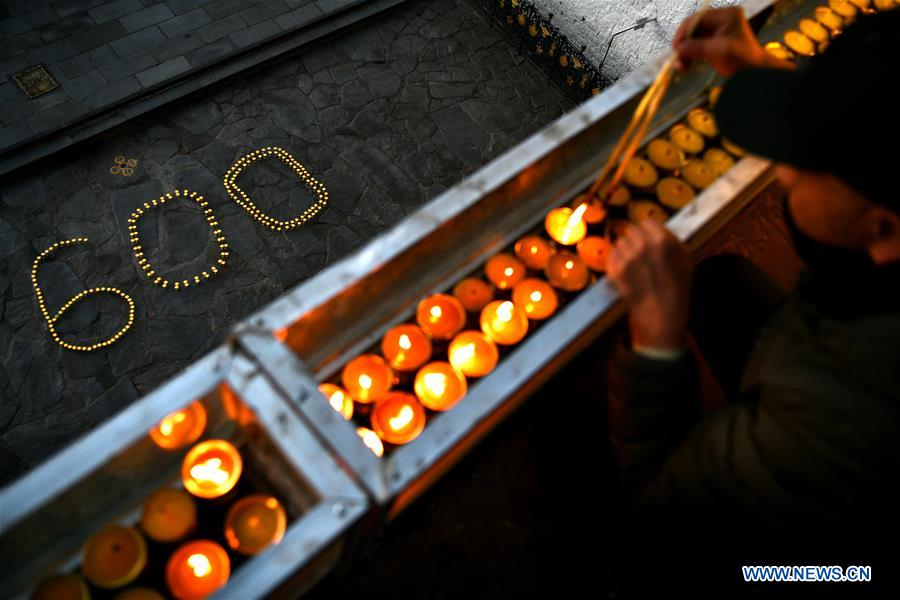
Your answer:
128,189 -> 229,291
110,155 -> 138,176
223,146 -> 328,232
31,237 -> 135,352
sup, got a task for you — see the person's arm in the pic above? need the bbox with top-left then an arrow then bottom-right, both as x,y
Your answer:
606,220 -> 699,491
607,338 -> 701,493
673,6 -> 795,76
605,222 -> 813,528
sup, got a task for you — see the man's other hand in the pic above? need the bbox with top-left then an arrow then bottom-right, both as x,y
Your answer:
673,7 -> 790,77
608,220 -> 693,353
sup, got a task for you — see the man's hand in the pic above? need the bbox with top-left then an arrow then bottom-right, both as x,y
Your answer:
673,7 -> 791,77
608,221 -> 693,353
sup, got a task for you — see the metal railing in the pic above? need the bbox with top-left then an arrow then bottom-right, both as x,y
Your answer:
471,0 -> 614,103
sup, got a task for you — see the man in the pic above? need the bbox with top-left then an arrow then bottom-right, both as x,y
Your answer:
605,6 -> 900,591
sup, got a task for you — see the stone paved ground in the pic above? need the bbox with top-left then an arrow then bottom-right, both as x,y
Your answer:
0,0 -> 567,484
0,0 -> 367,157
531,0 -> 742,81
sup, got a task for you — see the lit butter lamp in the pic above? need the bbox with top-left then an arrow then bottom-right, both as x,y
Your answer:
484,253 -> 526,290
416,293 -> 466,340
577,236 -> 612,272
512,279 -> 558,320
514,235 -> 555,270
341,354 -> 393,403
545,203 -> 588,245
453,278 -> 494,313
318,383 -> 354,420
115,588 -> 166,600
141,488 -> 197,543
371,392 -> 426,445
32,575 -> 89,600
224,495 -> 287,555
414,362 -> 467,411
149,401 -> 207,450
82,525 -> 147,589
576,195 -> 607,225
480,300 -> 528,345
166,540 -> 230,600
381,324 -> 432,371
544,253 -> 590,291
182,439 -> 242,499
356,427 -> 385,457
448,331 -> 499,377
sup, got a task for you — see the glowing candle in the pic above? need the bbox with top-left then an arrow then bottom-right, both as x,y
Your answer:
115,588 -> 165,600
381,324 -> 432,371
414,362 -> 467,411
514,235 -> 555,270
149,401 -> 207,450
577,236 -> 612,272
512,279 -> 558,320
341,354 -> 393,403
82,525 -> 147,589
182,439 -> 242,499
356,427 -> 385,457
32,575 -> 89,600
371,392 -> 426,445
141,488 -> 196,543
484,253 -> 526,290
480,300 -> 528,345
416,294 -> 466,340
448,331 -> 499,377
453,278 -> 494,313
545,204 -> 588,245
166,540 -> 230,600
764,41 -> 793,61
318,383 -> 354,420
224,495 -> 287,555
544,253 -> 590,291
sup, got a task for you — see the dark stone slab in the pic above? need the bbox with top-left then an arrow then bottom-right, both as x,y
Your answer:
55,52 -> 96,81
197,13 -> 245,43
158,7 -> 212,38
110,24 -> 165,57
85,375 -> 139,423
239,0 -> 289,26
1,6 -> 57,37
229,18 -> 280,48
87,74 -> 141,108
135,55 -> 190,87
273,2 -> 321,29
61,69 -> 108,100
183,36 -> 235,67
120,3 -> 174,33
98,49 -> 157,81
204,0 -> 260,20
71,19 -> 128,52
88,0 -> 144,23
148,31 -> 203,62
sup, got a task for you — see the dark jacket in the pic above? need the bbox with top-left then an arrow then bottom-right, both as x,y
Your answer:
608,264 -> 900,565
